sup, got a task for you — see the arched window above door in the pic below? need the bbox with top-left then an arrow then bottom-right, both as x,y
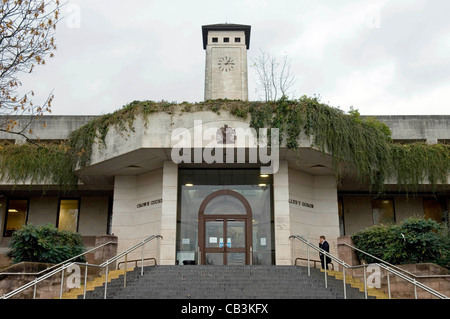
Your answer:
204,195 -> 247,215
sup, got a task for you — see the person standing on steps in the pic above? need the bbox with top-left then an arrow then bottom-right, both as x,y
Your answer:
319,235 -> 331,270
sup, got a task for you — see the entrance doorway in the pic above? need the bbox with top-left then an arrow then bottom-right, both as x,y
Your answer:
198,190 -> 252,265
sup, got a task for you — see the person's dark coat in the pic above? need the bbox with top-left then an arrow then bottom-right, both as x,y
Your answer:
319,240 -> 331,269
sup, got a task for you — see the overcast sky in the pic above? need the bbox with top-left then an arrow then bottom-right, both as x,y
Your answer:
17,0 -> 450,115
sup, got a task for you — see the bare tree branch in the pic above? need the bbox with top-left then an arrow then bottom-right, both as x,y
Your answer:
251,49 -> 297,101
0,0 -> 63,138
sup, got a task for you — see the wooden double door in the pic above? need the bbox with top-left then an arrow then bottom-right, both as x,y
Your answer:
198,190 -> 252,265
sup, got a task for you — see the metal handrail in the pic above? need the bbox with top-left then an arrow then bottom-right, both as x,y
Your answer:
117,257 -> 157,269
1,234 -> 162,299
343,242 -> 450,279
295,257 -> 335,270
290,235 -> 449,299
0,241 -> 114,276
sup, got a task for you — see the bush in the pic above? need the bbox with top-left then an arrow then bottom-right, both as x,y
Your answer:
352,217 -> 450,269
7,224 -> 86,264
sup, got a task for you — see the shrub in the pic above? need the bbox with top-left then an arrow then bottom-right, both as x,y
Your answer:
7,224 -> 86,264
352,217 -> 450,269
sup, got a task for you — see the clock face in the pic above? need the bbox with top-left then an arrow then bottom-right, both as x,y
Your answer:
218,56 -> 235,72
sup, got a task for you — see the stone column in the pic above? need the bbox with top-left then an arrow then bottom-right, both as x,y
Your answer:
94,234 -> 118,266
337,235 -> 360,271
159,161 -> 178,265
273,160 -> 291,265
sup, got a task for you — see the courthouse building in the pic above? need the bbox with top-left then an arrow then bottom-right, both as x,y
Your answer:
0,24 -> 449,268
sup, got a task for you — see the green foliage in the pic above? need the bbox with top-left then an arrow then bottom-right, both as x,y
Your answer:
352,217 -> 450,269
7,224 -> 86,264
0,97 -> 448,195
0,142 -> 78,191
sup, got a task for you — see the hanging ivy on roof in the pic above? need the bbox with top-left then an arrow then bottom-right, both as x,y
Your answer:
0,96 -> 448,194
0,141 -> 78,191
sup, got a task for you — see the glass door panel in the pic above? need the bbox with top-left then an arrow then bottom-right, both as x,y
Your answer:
205,220 -> 224,248
226,220 -> 245,248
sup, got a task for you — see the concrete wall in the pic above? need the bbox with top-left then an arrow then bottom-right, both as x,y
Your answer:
288,168 -> 340,266
111,168 -> 164,265
341,195 -> 448,235
374,115 -> 450,144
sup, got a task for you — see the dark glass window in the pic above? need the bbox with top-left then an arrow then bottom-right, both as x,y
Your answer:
4,199 -> 28,237
212,37 -> 218,43
223,37 -> 229,43
235,37 -> 241,43
371,199 -> 395,225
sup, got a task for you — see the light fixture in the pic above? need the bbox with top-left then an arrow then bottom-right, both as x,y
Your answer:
260,174 -> 269,178
258,183 -> 266,187
8,209 -> 19,213
185,183 -> 194,187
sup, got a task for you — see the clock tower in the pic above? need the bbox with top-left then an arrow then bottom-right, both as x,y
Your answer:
202,23 -> 251,101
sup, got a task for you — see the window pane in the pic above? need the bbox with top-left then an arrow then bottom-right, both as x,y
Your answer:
227,221 -> 245,248
204,195 -> 246,215
372,199 -> 395,225
423,199 -> 443,222
205,220 -> 223,248
205,253 -> 223,265
4,200 -> 28,236
228,253 -> 245,265
58,199 -> 79,232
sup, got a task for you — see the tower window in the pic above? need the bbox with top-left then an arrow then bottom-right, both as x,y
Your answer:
212,37 -> 218,43
235,37 -> 241,43
223,37 -> 229,43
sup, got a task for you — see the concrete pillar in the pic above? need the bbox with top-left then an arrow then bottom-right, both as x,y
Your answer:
337,235 -> 360,271
94,234 -> 118,266
273,160 -> 291,265
159,161 -> 178,265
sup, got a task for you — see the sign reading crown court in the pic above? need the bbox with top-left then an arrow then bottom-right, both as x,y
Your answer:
137,198 -> 163,209
289,198 -> 314,209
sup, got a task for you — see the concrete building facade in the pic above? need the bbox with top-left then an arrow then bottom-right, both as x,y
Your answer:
0,24 -> 448,269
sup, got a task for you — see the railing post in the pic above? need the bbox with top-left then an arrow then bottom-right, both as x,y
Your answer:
124,253 -> 128,288
307,244 -> 310,276
104,264 -> 109,299
83,262 -> 88,299
59,267 -> 65,299
33,278 -> 37,299
324,252 -> 328,288
363,265 -> 367,299
343,266 -> 347,299
414,279 -> 418,299
387,270 -> 391,299
141,244 -> 144,276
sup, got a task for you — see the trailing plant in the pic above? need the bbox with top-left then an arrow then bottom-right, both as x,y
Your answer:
352,217 -> 450,269
7,224 -> 86,264
0,141 -> 78,191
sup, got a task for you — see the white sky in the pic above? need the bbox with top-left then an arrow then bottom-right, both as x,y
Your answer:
17,0 -> 450,115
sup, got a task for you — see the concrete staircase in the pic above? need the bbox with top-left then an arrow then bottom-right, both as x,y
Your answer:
59,265 -> 389,299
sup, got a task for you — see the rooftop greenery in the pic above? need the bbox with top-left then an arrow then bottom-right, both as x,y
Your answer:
0,96 -> 449,193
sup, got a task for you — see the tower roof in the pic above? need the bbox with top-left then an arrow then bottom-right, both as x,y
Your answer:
202,23 -> 251,50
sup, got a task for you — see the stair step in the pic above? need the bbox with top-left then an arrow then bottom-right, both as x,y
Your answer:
59,265 -> 387,300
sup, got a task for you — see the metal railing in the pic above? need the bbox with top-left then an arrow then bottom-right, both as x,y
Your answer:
0,241 -> 114,277
1,234 -> 162,299
290,235 -> 449,299
343,242 -> 450,279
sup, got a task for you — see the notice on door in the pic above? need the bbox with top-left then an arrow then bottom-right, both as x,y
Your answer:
209,237 -> 217,244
